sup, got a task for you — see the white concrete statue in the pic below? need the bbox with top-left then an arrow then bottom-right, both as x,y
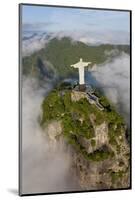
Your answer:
71,58 -> 91,85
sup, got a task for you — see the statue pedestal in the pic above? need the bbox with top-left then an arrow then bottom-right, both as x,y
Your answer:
79,84 -> 86,91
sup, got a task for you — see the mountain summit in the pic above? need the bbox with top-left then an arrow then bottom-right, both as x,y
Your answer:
40,82 -> 130,190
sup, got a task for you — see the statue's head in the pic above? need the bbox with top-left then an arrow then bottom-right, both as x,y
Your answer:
80,58 -> 83,62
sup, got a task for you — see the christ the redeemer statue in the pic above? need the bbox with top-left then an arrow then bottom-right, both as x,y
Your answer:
71,58 -> 91,91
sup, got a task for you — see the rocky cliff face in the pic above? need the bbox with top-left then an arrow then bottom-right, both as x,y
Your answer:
72,114 -> 130,190
41,87 -> 130,190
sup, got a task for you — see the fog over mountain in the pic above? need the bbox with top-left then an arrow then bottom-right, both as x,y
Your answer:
88,52 -> 130,125
21,77 -> 80,194
22,30 -> 129,56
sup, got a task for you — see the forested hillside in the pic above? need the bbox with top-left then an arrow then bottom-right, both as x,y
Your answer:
22,37 -> 130,79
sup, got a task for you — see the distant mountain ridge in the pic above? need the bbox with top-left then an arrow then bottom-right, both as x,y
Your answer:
22,37 -> 130,80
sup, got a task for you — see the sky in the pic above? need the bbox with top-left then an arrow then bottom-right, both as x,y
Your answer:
22,5 -> 130,44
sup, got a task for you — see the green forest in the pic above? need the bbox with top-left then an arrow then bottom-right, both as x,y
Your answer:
41,86 -> 125,162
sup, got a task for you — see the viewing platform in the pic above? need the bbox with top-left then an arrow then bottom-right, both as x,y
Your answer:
71,89 -> 104,111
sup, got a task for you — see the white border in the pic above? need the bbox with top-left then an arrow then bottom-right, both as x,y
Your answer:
0,0 -> 134,199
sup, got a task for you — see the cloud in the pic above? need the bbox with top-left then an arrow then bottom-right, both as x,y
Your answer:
88,52 -> 130,124
66,30 -> 130,45
23,22 -> 56,32
22,32 -> 53,56
21,77 -> 80,194
22,30 -> 130,57
50,30 -> 129,45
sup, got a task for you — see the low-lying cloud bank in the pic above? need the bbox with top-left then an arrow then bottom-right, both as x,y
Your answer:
22,32 -> 53,57
88,52 -> 130,125
22,30 -> 129,56
21,77 -> 80,194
